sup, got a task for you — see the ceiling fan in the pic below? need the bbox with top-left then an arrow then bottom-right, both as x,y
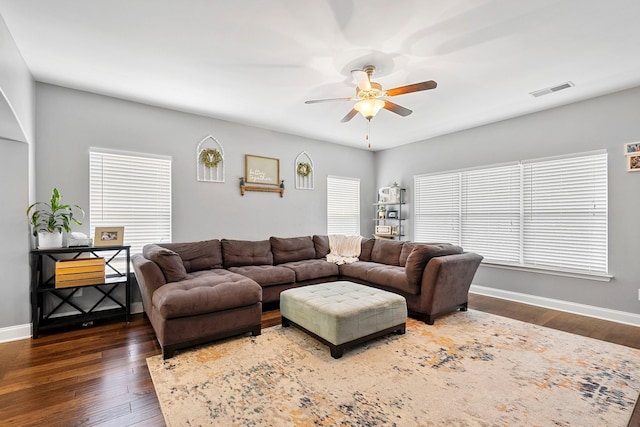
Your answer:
305,65 -> 437,122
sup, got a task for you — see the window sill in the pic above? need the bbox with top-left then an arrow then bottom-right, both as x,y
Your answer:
480,261 -> 613,282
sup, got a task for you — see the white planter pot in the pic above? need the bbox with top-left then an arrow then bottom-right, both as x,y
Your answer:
37,231 -> 63,249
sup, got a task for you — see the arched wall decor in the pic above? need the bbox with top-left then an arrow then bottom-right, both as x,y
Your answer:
294,151 -> 314,190
196,135 -> 225,183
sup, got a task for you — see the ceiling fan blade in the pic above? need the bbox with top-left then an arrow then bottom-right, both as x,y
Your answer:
340,108 -> 359,123
305,97 -> 353,104
385,80 -> 437,97
351,69 -> 371,91
383,101 -> 413,117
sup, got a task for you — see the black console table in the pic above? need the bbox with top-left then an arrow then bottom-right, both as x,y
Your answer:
30,245 -> 131,338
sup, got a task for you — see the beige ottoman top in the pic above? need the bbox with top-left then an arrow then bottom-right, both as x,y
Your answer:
280,281 -> 407,345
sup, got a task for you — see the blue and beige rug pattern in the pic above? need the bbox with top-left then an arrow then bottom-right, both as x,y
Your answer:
147,310 -> 640,426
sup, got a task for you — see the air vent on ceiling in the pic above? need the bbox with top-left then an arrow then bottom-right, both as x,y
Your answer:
529,81 -> 574,98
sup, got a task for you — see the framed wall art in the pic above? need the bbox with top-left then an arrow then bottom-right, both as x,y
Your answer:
245,154 -> 280,186
196,135 -> 225,183
294,151 -> 314,190
624,141 -> 640,155
627,154 -> 640,172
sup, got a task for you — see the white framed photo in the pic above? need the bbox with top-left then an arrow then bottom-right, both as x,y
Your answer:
627,154 -> 640,172
624,141 -> 640,155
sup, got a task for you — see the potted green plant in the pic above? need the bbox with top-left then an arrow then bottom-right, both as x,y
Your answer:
26,188 -> 84,248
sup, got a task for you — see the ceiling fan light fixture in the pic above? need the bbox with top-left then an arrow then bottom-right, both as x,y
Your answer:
354,99 -> 385,120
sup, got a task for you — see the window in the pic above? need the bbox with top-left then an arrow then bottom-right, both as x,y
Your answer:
90,148 -> 172,256
327,175 -> 360,235
414,151 -> 608,275
522,153 -> 607,273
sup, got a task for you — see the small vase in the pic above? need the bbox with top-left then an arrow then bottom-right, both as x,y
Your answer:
37,231 -> 63,249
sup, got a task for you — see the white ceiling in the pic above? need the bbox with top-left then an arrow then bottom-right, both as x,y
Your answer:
1,0 -> 640,151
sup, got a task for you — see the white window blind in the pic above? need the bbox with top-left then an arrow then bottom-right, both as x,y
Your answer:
523,152 -> 607,273
414,172 -> 460,244
461,164 -> 521,263
414,151 -> 607,275
90,148 -> 172,256
327,175 -> 360,235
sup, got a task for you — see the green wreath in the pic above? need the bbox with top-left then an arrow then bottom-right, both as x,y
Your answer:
297,162 -> 312,177
201,148 -> 222,168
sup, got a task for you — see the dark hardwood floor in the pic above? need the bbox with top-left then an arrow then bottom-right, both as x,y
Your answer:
1,294 -> 638,426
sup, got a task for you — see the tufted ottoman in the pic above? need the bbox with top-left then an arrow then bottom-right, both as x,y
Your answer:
280,281 -> 407,358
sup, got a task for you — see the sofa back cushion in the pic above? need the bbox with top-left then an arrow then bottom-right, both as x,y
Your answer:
359,238 -> 375,261
370,238 -> 405,266
270,236 -> 316,264
399,242 -> 416,267
313,235 -> 330,258
158,239 -> 223,272
221,239 -> 273,267
142,244 -> 188,282
405,243 -> 464,288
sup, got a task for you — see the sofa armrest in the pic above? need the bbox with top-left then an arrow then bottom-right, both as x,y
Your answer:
405,244 -> 463,290
419,252 -> 483,313
132,253 -> 167,315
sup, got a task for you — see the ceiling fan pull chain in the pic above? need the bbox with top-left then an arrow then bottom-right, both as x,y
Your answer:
367,119 -> 371,149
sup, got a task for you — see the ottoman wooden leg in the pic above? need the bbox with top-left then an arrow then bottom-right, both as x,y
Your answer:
282,317 -> 291,327
330,344 -> 344,359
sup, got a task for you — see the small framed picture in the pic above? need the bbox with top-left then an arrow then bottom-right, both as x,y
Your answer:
627,154 -> 640,172
375,225 -> 392,235
624,142 -> 640,155
386,210 -> 398,219
94,226 -> 125,246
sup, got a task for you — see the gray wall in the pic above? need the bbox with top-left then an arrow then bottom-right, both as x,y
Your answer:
0,139 -> 30,329
0,14 -> 34,144
376,86 -> 640,315
35,83 -> 376,244
0,15 -> 33,333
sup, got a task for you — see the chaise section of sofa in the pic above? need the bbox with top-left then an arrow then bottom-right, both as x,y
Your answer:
132,240 -> 262,359
132,234 -> 483,357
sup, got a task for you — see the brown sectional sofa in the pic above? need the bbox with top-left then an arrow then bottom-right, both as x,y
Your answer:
132,235 -> 483,358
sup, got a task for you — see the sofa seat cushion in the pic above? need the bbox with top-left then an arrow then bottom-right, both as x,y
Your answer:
222,239 -> 273,267
270,236 -> 316,264
366,265 -> 417,295
338,261 -> 381,281
279,259 -> 339,281
227,265 -> 295,287
152,270 -> 261,319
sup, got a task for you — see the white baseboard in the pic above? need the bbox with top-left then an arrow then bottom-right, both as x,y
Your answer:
0,302 -> 146,344
470,284 -> 640,327
0,323 -> 31,343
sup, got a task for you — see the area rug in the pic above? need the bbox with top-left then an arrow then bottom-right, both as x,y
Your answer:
147,311 -> 640,426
